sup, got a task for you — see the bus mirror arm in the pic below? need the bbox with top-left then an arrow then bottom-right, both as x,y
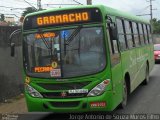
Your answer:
8,29 -> 21,57
106,16 -> 113,24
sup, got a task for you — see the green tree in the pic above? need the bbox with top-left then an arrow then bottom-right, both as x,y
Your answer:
151,18 -> 160,34
0,14 -> 5,21
22,7 -> 37,17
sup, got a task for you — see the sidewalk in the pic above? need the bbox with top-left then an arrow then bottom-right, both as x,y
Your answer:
0,94 -> 28,113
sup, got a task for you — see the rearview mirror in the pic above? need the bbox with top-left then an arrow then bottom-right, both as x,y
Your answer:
111,23 -> 118,40
106,16 -> 118,40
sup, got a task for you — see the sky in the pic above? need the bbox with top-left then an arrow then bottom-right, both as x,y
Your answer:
0,0 -> 160,21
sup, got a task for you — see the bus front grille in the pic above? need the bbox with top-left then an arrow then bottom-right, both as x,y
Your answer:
41,92 -> 87,99
37,81 -> 91,90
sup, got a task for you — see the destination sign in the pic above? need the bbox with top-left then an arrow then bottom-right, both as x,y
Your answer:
34,66 -> 53,73
35,32 -> 56,39
23,8 -> 102,30
37,12 -> 89,26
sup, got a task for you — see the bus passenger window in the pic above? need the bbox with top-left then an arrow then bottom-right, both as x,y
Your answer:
108,22 -> 119,54
143,24 -> 148,44
124,20 -> 134,48
116,19 -> 127,51
138,23 -> 145,45
147,25 -> 152,43
132,22 -> 140,46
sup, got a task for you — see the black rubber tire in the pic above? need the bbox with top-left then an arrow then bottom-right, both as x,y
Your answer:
143,65 -> 149,85
119,80 -> 128,109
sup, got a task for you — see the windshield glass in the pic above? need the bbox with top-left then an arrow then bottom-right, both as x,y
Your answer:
23,27 -> 106,78
154,45 -> 160,51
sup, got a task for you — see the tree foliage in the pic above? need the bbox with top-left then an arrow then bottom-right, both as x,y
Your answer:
22,7 -> 37,17
151,18 -> 160,34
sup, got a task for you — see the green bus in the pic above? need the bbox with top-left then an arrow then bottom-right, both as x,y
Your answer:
10,5 -> 154,112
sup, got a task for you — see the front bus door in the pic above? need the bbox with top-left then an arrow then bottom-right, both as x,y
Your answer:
106,16 -> 123,109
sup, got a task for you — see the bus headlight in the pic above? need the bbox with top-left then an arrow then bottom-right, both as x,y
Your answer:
25,84 -> 43,98
87,80 -> 110,97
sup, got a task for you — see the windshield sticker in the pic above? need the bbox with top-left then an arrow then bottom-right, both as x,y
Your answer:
50,69 -> 61,77
61,30 -> 70,39
96,29 -> 101,34
51,61 -> 58,69
35,32 -> 56,39
34,66 -> 53,73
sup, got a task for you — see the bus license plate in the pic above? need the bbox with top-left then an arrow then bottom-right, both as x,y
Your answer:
68,89 -> 88,94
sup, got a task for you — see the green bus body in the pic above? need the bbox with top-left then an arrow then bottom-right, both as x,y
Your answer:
22,5 -> 154,112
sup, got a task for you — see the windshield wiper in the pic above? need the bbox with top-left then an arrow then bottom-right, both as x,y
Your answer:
37,29 -> 50,49
65,25 -> 83,45
37,29 -> 54,62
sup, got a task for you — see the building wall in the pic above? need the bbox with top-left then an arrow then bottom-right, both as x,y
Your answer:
0,26 -> 23,102
5,17 -> 15,23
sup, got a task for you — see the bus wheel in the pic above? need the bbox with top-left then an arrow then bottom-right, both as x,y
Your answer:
119,80 -> 128,109
143,65 -> 149,85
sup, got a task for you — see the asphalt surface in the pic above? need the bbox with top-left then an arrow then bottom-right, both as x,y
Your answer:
1,64 -> 160,120
116,64 -> 160,114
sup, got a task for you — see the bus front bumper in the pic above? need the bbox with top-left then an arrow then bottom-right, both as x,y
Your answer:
25,91 -> 115,112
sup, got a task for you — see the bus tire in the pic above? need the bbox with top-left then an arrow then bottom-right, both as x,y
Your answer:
142,64 -> 149,85
119,79 -> 128,109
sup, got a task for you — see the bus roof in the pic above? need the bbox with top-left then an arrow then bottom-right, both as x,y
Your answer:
25,5 -> 149,24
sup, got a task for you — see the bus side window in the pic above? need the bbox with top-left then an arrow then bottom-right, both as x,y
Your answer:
147,25 -> 153,43
138,23 -> 145,45
108,23 -> 119,54
107,16 -> 120,67
116,18 -> 127,51
142,24 -> 148,44
146,24 -> 150,43
132,22 -> 140,47
124,20 -> 134,48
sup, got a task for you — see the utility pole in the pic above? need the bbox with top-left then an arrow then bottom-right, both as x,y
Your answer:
148,0 -> 157,20
37,0 -> 42,10
87,0 -> 92,5
136,0 -> 156,21
150,0 -> 153,20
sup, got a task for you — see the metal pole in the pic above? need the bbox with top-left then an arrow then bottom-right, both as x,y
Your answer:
87,0 -> 92,5
150,0 -> 153,20
37,0 -> 42,10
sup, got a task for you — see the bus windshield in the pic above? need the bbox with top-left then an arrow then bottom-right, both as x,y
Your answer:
23,26 -> 106,78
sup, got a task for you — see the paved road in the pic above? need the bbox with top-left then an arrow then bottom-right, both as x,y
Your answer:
116,64 -> 160,114
1,65 -> 160,119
